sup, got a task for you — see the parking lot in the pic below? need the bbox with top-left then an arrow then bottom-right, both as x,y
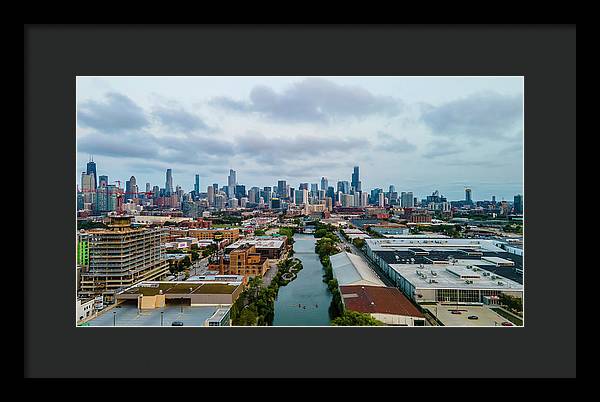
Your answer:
422,304 -> 513,327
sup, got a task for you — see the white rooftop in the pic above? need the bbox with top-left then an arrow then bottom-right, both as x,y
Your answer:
330,252 -> 385,287
389,263 -> 523,291
365,237 -> 504,252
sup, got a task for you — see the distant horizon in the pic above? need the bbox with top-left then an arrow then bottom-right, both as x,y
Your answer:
77,159 -> 521,202
77,76 -> 524,201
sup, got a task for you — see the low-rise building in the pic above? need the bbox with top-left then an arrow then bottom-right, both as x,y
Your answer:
364,237 -> 523,305
116,280 -> 244,307
76,297 -> 96,323
339,285 -> 426,326
330,252 -> 385,287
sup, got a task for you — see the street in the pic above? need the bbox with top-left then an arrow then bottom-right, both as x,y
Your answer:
189,256 -> 210,277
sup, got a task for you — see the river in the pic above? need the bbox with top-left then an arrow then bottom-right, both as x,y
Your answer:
272,233 -> 332,326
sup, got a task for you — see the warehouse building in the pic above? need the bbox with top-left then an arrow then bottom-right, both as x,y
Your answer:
340,285 -> 426,326
364,238 -> 524,304
330,252 -> 385,287
116,280 -> 243,307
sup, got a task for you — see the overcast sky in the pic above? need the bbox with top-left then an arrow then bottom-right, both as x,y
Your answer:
76,76 -> 523,201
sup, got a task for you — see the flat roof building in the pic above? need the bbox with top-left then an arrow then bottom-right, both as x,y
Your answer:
116,280 -> 243,307
364,237 -> 524,305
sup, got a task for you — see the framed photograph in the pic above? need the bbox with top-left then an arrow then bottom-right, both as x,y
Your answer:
25,24 -> 576,379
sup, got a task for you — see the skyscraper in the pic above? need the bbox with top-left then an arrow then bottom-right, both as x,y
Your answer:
321,177 -> 328,191
86,156 -> 97,190
207,185 -> 215,206
228,169 -> 237,198
129,176 -> 138,199
235,184 -> 246,199
337,181 -> 350,194
194,174 -> 200,194
145,182 -> 151,193
299,183 -> 309,191
310,183 -> 319,194
81,172 -> 95,205
401,192 -> 414,208
98,175 -> 109,188
378,192 -> 385,207
351,166 -> 361,192
165,169 -> 173,196
465,188 -> 472,204
514,194 -> 523,214
277,180 -> 287,197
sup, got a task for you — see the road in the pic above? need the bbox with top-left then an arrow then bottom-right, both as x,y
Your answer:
173,256 -> 211,280
189,256 -> 210,277
334,231 -> 395,287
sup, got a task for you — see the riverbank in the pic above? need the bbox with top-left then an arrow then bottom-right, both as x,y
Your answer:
271,234 -> 332,326
313,223 -> 344,320
230,256 -> 303,326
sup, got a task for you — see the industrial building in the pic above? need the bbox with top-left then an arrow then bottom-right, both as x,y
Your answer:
339,285 -> 426,326
115,280 -> 243,307
364,238 -> 523,305
330,252 -> 385,287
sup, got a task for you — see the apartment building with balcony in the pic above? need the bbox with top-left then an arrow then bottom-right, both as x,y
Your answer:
78,216 -> 170,304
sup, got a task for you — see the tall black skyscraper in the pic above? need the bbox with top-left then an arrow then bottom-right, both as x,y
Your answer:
86,156 -> 97,190
351,166 -> 361,192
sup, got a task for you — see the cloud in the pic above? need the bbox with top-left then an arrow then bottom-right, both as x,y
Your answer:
421,91 -> 523,138
78,92 -> 150,133
422,140 -> 462,158
78,130 -> 233,167
375,131 -> 417,153
152,105 -> 214,132
441,159 -> 510,168
210,78 -> 402,123
233,131 -> 371,165
78,132 -> 159,159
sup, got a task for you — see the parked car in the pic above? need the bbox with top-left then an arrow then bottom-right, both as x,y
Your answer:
467,315 -> 478,320
501,321 -> 513,326
171,321 -> 184,326
450,310 -> 462,315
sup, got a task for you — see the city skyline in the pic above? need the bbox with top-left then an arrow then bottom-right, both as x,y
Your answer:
77,161 -> 520,203
76,76 -> 524,201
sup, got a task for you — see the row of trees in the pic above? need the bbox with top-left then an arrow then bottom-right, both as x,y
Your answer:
411,224 -> 464,238
278,227 -> 295,244
167,256 -> 191,275
77,220 -> 108,230
352,238 -> 366,249
314,225 -> 345,319
499,293 -> 523,314
331,310 -> 384,326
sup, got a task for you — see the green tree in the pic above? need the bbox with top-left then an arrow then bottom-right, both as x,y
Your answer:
352,238 -> 365,249
331,311 -> 384,326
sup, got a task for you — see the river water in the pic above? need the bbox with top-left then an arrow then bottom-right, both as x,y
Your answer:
272,233 -> 332,326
